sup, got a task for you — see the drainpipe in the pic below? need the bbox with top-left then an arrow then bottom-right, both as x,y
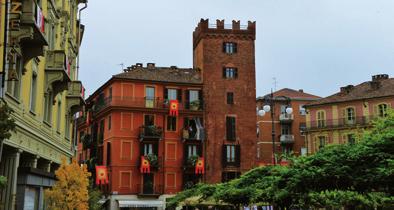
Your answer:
77,2 -> 88,80
1,0 -> 10,99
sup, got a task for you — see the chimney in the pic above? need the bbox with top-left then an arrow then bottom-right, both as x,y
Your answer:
170,65 -> 178,69
147,63 -> 155,70
340,85 -> 354,93
298,89 -> 304,93
370,74 -> 388,90
136,63 -> 143,68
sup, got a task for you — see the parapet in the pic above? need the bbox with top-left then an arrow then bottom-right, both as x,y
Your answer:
193,19 -> 256,49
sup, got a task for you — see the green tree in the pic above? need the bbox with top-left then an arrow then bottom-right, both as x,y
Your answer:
168,110 -> 394,209
0,101 -> 15,189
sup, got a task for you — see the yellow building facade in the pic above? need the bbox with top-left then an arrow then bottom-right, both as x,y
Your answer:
304,74 -> 393,154
0,0 -> 87,209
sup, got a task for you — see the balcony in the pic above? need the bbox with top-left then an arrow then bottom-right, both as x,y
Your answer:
45,50 -> 71,96
66,81 -> 85,115
139,126 -> 163,141
308,116 -> 375,131
92,96 -> 203,115
280,135 -> 295,144
279,113 -> 294,123
181,127 -> 204,141
184,100 -> 204,111
11,0 -> 48,62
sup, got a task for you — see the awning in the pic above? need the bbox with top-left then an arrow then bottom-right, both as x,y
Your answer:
118,200 -> 164,208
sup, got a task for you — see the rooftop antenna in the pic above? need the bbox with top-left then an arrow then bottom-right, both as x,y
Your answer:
118,63 -> 124,71
272,77 -> 278,91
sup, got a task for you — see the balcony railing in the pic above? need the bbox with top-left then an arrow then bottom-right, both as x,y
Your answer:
137,184 -> 163,196
280,135 -> 295,144
308,116 -> 376,131
139,126 -> 163,141
92,96 -> 203,115
279,113 -> 294,122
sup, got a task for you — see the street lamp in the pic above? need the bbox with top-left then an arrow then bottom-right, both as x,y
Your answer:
258,91 -> 292,165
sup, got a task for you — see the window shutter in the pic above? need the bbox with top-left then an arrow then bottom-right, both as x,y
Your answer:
153,143 -> 158,155
223,68 -> 226,78
234,68 -> 238,78
231,117 -> 236,140
185,90 -> 190,109
222,145 -> 227,167
226,117 -> 231,140
197,144 -> 203,156
140,143 -> 144,156
234,43 -> 237,53
223,42 -> 226,53
177,89 -> 182,102
164,88 -> 168,100
235,145 -> 241,167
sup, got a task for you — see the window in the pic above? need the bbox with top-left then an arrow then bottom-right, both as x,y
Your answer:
145,87 -> 155,108
79,131 -> 85,143
44,92 -> 53,124
56,100 -> 62,132
222,67 -> 238,79
226,116 -> 236,141
226,145 -> 236,163
187,145 -> 198,158
186,90 -> 202,110
347,134 -> 355,144
29,65 -> 38,112
318,136 -> 326,150
164,88 -> 182,102
167,116 -> 177,131
227,92 -> 234,104
143,143 -> 153,156
377,104 -> 388,117
222,144 -> 240,167
299,122 -> 306,135
144,115 -> 154,126
106,142 -> 111,166
108,115 -> 111,130
99,120 -> 105,144
65,114 -> 70,140
223,42 -> 237,54
6,55 -> 23,99
346,107 -> 355,124
281,125 -> 290,135
299,105 -> 306,115
108,87 -> 112,99
168,89 -> 177,100
317,111 -> 326,128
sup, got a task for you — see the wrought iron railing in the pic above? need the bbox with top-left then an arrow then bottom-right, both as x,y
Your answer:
308,116 -> 377,130
139,126 -> 163,140
92,96 -> 203,115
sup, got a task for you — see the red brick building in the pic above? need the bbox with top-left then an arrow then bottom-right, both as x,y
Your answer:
256,88 -> 320,165
77,19 -> 257,209
304,74 -> 394,154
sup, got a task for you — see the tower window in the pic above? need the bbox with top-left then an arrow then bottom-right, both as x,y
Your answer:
223,42 -> 237,54
222,67 -> 238,79
226,116 -> 236,141
227,92 -> 234,104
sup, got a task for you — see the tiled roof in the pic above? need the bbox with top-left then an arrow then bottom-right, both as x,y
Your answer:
305,76 -> 394,107
113,66 -> 202,84
257,88 -> 321,101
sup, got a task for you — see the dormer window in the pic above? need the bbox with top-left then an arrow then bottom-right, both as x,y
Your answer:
223,42 -> 237,54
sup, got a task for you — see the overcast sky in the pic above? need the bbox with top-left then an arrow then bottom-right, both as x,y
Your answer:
79,0 -> 394,98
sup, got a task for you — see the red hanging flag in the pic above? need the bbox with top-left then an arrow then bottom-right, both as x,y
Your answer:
95,166 -> 109,185
169,100 -> 179,116
195,157 -> 204,174
140,156 -> 150,173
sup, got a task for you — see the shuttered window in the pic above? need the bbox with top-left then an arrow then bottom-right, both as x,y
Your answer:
222,144 -> 241,167
223,42 -> 237,54
222,67 -> 238,79
226,116 -> 236,141
227,92 -> 234,104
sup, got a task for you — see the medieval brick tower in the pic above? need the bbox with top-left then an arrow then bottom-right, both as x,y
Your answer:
193,19 -> 257,183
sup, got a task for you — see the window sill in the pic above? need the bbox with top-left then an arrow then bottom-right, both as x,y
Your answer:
43,121 -> 52,128
29,110 -> 36,116
5,92 -> 21,104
